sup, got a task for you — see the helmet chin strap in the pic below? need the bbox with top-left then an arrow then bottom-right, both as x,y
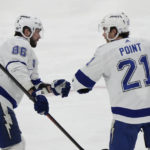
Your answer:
106,32 -> 119,42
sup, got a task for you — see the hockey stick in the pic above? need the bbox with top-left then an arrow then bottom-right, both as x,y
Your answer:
0,63 -> 84,150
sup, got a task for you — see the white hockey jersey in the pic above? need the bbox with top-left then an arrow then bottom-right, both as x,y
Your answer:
0,36 -> 41,109
73,38 -> 150,124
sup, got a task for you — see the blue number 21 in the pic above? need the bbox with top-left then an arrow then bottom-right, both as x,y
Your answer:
117,55 -> 150,92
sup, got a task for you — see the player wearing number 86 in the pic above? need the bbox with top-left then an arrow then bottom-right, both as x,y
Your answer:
72,12 -> 150,150
0,15 -> 71,150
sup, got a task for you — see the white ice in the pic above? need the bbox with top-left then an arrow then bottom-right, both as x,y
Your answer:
0,0 -> 150,149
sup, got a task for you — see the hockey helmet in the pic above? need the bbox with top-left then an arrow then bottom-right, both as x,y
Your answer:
15,15 -> 43,39
99,12 -> 130,41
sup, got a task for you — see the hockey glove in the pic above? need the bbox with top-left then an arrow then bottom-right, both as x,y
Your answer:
50,79 -> 71,98
32,90 -> 49,115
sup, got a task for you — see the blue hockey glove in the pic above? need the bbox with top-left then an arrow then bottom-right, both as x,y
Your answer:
50,79 -> 71,98
32,90 -> 49,115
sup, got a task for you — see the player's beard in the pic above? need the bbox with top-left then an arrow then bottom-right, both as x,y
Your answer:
30,37 -> 37,48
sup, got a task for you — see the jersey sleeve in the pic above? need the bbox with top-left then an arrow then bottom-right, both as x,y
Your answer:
30,54 -> 42,86
72,47 -> 104,91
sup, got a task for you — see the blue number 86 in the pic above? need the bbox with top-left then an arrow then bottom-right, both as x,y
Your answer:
12,46 -> 27,57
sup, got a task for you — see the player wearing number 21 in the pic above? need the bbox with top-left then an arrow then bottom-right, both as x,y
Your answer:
72,12 -> 150,150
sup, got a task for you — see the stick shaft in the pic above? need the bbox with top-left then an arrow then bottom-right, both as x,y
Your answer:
0,63 -> 84,150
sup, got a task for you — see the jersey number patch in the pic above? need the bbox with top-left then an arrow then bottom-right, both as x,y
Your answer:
117,55 -> 150,92
12,46 -> 27,57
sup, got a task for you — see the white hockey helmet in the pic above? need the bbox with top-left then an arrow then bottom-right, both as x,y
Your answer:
15,15 -> 43,39
99,12 -> 130,41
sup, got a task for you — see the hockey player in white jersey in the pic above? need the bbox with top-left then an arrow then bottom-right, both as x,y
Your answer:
72,12 -> 150,150
0,15 -> 70,150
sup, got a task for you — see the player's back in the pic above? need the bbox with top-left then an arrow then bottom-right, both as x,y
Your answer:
98,37 -> 150,123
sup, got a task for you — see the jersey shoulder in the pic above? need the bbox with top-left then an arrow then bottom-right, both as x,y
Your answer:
0,36 -> 32,63
94,41 -> 116,58
123,37 -> 150,46
10,36 -> 31,49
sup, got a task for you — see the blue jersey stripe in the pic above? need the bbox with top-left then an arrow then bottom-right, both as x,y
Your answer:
75,69 -> 96,88
6,61 -> 26,70
112,107 -> 150,118
0,87 -> 17,108
31,79 -> 41,85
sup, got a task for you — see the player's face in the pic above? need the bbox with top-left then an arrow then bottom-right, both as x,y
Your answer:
30,29 -> 41,48
103,27 -> 117,43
